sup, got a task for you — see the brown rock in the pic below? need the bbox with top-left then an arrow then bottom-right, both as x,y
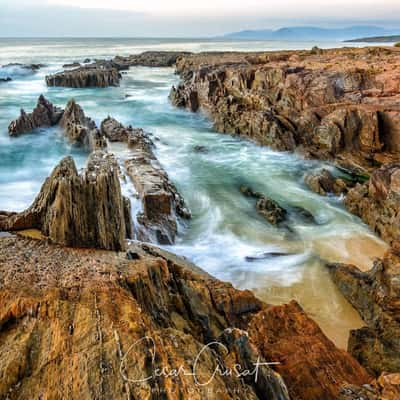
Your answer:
8,95 -> 63,136
327,250 -> 400,375
0,152 -> 130,251
46,65 -> 120,88
60,99 -> 107,151
304,168 -> 349,196
0,236 -> 371,400
100,116 -> 140,143
345,163 -> 400,248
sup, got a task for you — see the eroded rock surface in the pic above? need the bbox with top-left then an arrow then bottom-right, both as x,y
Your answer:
8,95 -> 64,136
102,118 -> 191,244
170,48 -> 400,173
60,99 -> 107,151
345,163 -> 400,249
0,152 -> 130,251
46,65 -> 121,88
328,250 -> 400,375
304,168 -> 349,196
0,236 -> 371,400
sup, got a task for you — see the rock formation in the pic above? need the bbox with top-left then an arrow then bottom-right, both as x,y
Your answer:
111,51 -> 192,68
60,99 -> 107,151
101,117 -> 191,244
46,65 -> 121,88
304,168 -> 349,196
8,94 -> 64,136
170,48 -> 400,174
0,235 -> 372,400
344,163 -> 400,249
0,152 -> 131,251
328,250 -> 400,375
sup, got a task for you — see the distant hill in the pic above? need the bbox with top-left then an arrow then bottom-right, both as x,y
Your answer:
223,26 -> 399,41
345,35 -> 400,43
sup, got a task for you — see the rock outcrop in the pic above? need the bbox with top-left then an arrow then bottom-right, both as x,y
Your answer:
0,235 -> 372,400
60,99 -> 107,151
111,51 -> 193,68
344,163 -> 400,249
328,250 -> 400,375
46,65 -> 121,88
170,48 -> 400,174
304,168 -> 349,196
8,95 -> 64,136
102,117 -> 191,244
0,152 -> 131,251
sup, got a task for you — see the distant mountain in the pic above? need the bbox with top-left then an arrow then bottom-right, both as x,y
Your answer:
345,35 -> 400,43
223,26 -> 399,41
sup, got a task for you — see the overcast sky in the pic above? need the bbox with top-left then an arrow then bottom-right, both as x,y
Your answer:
1,0 -> 399,37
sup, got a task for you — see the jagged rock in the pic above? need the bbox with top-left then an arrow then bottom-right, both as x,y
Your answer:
304,168 -> 349,196
0,236 -> 371,399
327,250 -> 400,375
100,116 -> 140,143
46,65 -> 121,88
240,186 -> 287,225
60,100 -> 107,151
0,152 -> 130,251
8,95 -> 63,136
170,48 -> 400,171
120,123 -> 190,244
344,163 -> 400,249
112,51 -> 192,68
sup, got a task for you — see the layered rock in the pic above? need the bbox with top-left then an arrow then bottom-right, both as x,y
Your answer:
328,250 -> 400,375
46,65 -> 121,88
0,152 -> 131,251
170,48 -> 400,173
8,94 -> 63,136
60,99 -> 107,151
101,117 -> 190,244
111,51 -> 192,68
344,163 -> 400,249
0,235 -> 371,399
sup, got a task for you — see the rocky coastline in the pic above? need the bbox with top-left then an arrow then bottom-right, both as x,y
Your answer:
1,48 -> 400,399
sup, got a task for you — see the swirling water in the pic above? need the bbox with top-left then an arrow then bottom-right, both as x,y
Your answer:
0,38 -> 388,349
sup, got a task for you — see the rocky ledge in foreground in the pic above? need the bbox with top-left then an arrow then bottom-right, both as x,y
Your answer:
8,96 -> 106,151
0,151 -> 131,251
345,163 -> 400,249
170,47 -> 400,174
0,235 -> 372,400
328,249 -> 400,376
102,117 -> 191,244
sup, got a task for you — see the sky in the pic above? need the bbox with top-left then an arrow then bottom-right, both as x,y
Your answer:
0,0 -> 399,37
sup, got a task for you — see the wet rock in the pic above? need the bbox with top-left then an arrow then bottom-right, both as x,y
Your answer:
344,163 -> 400,248
327,250 -> 400,375
100,116 -> 139,143
304,168 -> 349,196
83,58 -> 91,63
46,64 -> 120,88
245,251 -> 295,262
112,51 -> 192,68
8,95 -> 64,136
1,62 -> 45,72
0,236 -> 371,399
124,127 -> 191,244
62,62 -> 81,68
59,99 -> 107,151
0,151 -> 130,251
193,144 -> 208,153
0,77 -> 12,83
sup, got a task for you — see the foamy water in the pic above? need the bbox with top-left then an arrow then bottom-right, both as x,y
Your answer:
0,38 -> 388,349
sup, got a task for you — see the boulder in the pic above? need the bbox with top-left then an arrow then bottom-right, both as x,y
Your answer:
60,99 -> 107,151
46,65 -> 120,88
344,163 -> 400,249
327,250 -> 400,375
304,168 -> 349,196
8,95 -> 64,136
0,151 -> 131,251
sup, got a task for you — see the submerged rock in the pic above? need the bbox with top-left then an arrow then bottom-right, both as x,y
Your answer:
8,95 -> 64,136
0,235 -> 371,399
0,152 -> 131,251
60,99 -> 107,151
304,168 -> 349,196
328,250 -> 400,375
0,77 -> 12,83
46,65 -> 121,88
345,163 -> 400,249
